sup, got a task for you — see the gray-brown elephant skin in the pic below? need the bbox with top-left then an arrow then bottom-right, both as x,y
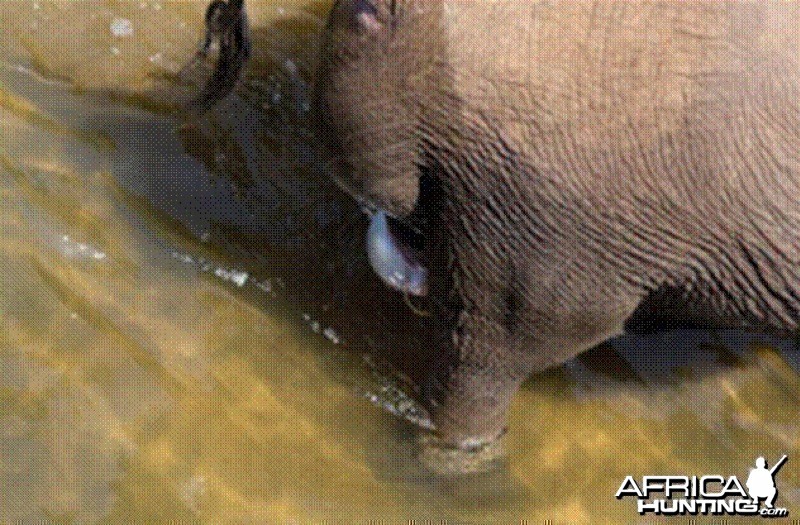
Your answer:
193,1 -> 800,455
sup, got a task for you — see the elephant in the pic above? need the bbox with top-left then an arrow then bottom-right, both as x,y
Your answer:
189,0 -> 800,456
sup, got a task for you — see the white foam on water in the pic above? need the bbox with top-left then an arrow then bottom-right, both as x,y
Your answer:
55,233 -> 107,261
109,17 -> 133,38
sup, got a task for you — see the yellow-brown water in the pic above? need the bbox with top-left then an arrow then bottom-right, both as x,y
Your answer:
0,2 -> 798,522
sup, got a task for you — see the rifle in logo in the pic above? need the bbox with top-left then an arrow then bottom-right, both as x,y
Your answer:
746,455 -> 787,510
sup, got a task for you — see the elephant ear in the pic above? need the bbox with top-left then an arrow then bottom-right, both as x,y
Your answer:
317,0 -> 442,218
342,93 -> 423,218
361,166 -> 421,218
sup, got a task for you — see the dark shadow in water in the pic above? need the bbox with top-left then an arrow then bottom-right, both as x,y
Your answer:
571,329 -> 799,389
91,1 -> 445,388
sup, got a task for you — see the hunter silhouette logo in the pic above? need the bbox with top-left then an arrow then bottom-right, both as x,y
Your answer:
616,455 -> 789,517
747,456 -> 786,509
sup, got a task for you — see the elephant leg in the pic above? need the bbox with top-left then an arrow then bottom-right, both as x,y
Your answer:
422,281 -> 640,451
423,308 -> 524,450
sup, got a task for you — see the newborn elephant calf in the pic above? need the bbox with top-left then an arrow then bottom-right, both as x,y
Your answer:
193,1 -> 800,453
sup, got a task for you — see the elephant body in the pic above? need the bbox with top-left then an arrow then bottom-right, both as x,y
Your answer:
315,0 -> 800,449
192,0 -> 800,452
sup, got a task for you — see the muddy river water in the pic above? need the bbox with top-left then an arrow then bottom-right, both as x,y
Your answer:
0,1 -> 798,522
